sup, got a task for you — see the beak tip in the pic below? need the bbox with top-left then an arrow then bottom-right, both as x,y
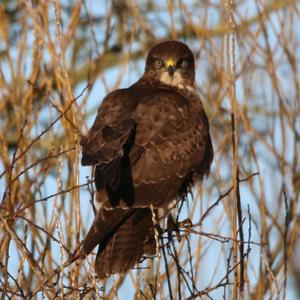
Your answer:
167,65 -> 175,76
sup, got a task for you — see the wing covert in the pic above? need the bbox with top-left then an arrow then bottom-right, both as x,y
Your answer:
130,90 -> 210,185
81,90 -> 137,166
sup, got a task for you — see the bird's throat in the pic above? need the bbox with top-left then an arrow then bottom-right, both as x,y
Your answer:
160,71 -> 184,87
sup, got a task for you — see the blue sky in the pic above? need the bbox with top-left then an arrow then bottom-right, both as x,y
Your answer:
0,1 -> 299,298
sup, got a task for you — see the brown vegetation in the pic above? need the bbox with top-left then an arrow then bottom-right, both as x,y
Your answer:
0,0 -> 299,299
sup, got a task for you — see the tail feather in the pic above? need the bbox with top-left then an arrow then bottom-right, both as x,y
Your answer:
81,207 -> 156,279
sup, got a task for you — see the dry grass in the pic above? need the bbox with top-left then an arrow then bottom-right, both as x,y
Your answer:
0,0 -> 299,299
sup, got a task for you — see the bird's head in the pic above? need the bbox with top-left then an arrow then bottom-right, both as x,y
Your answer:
145,40 -> 195,88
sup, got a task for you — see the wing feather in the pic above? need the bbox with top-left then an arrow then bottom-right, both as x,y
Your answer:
131,90 -> 210,186
81,90 -> 137,166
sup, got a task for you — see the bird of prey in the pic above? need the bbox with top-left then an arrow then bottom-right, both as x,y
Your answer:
80,40 -> 213,279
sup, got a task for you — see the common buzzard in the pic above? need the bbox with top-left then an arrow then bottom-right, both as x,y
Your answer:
80,40 -> 213,279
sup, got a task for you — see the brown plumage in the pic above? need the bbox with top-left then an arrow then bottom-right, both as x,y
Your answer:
80,40 -> 213,279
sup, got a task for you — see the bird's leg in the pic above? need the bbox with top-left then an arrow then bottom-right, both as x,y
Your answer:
178,218 -> 193,238
166,214 -> 181,242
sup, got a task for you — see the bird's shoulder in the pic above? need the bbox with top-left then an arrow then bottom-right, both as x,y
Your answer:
97,84 -> 203,124
97,88 -> 138,123
131,84 -> 207,130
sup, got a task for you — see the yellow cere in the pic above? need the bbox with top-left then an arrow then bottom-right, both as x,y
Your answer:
165,58 -> 176,67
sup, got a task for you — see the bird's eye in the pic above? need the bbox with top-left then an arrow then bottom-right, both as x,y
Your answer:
179,59 -> 189,68
154,59 -> 164,69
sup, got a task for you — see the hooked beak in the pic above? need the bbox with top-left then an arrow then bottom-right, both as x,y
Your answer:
166,58 -> 176,76
167,65 -> 176,76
